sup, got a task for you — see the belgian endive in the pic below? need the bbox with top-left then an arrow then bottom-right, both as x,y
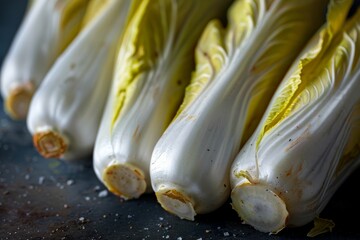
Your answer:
27,0 -> 137,160
150,0 -> 330,221
230,0 -> 360,233
93,0 -> 233,200
1,0 -> 90,120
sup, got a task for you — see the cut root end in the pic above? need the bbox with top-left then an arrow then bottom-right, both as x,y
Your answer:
156,188 -> 196,221
103,163 -> 146,200
5,84 -> 34,120
33,130 -> 68,159
231,183 -> 288,234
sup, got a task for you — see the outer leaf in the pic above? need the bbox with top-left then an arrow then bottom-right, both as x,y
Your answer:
256,0 -> 354,148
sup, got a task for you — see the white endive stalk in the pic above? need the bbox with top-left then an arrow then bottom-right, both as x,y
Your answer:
27,0 -> 134,160
1,0 -> 89,119
93,0 -> 233,200
230,1 -> 360,233
150,0 -> 329,221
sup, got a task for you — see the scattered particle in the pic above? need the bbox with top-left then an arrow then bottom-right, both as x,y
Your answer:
144,228 -> 149,230
38,176 -> 45,185
165,235 -> 169,239
93,185 -> 101,191
79,217 -> 85,222
115,213 -> 119,217
217,227 -> 221,230
197,238 -> 202,240
56,214 -> 59,217
98,190 -> 108,198
224,232 -> 230,237
205,230 -> 211,233
128,215 -> 132,218
85,196 -> 91,201
159,217 -> 164,221
66,180 -> 74,186
64,204 -> 69,209
177,238 -> 182,240
25,174 -> 30,180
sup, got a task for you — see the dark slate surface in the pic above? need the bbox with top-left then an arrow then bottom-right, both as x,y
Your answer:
1,1 -> 360,240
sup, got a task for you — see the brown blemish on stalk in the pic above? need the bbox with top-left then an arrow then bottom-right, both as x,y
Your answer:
132,125 -> 141,141
33,131 -> 67,159
186,115 -> 196,121
285,168 -> 292,177
5,83 -> 34,120
282,162 -> 308,201
152,87 -> 160,100
285,162 -> 304,177
285,125 -> 311,152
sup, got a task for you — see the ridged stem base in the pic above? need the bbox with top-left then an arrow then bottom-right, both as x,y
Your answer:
5,84 -> 34,120
231,183 -> 288,234
155,187 -> 196,221
33,130 -> 68,159
102,163 -> 146,200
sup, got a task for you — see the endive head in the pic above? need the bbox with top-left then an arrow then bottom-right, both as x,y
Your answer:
1,0 -> 91,120
231,0 -> 360,233
30,0 -> 128,159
